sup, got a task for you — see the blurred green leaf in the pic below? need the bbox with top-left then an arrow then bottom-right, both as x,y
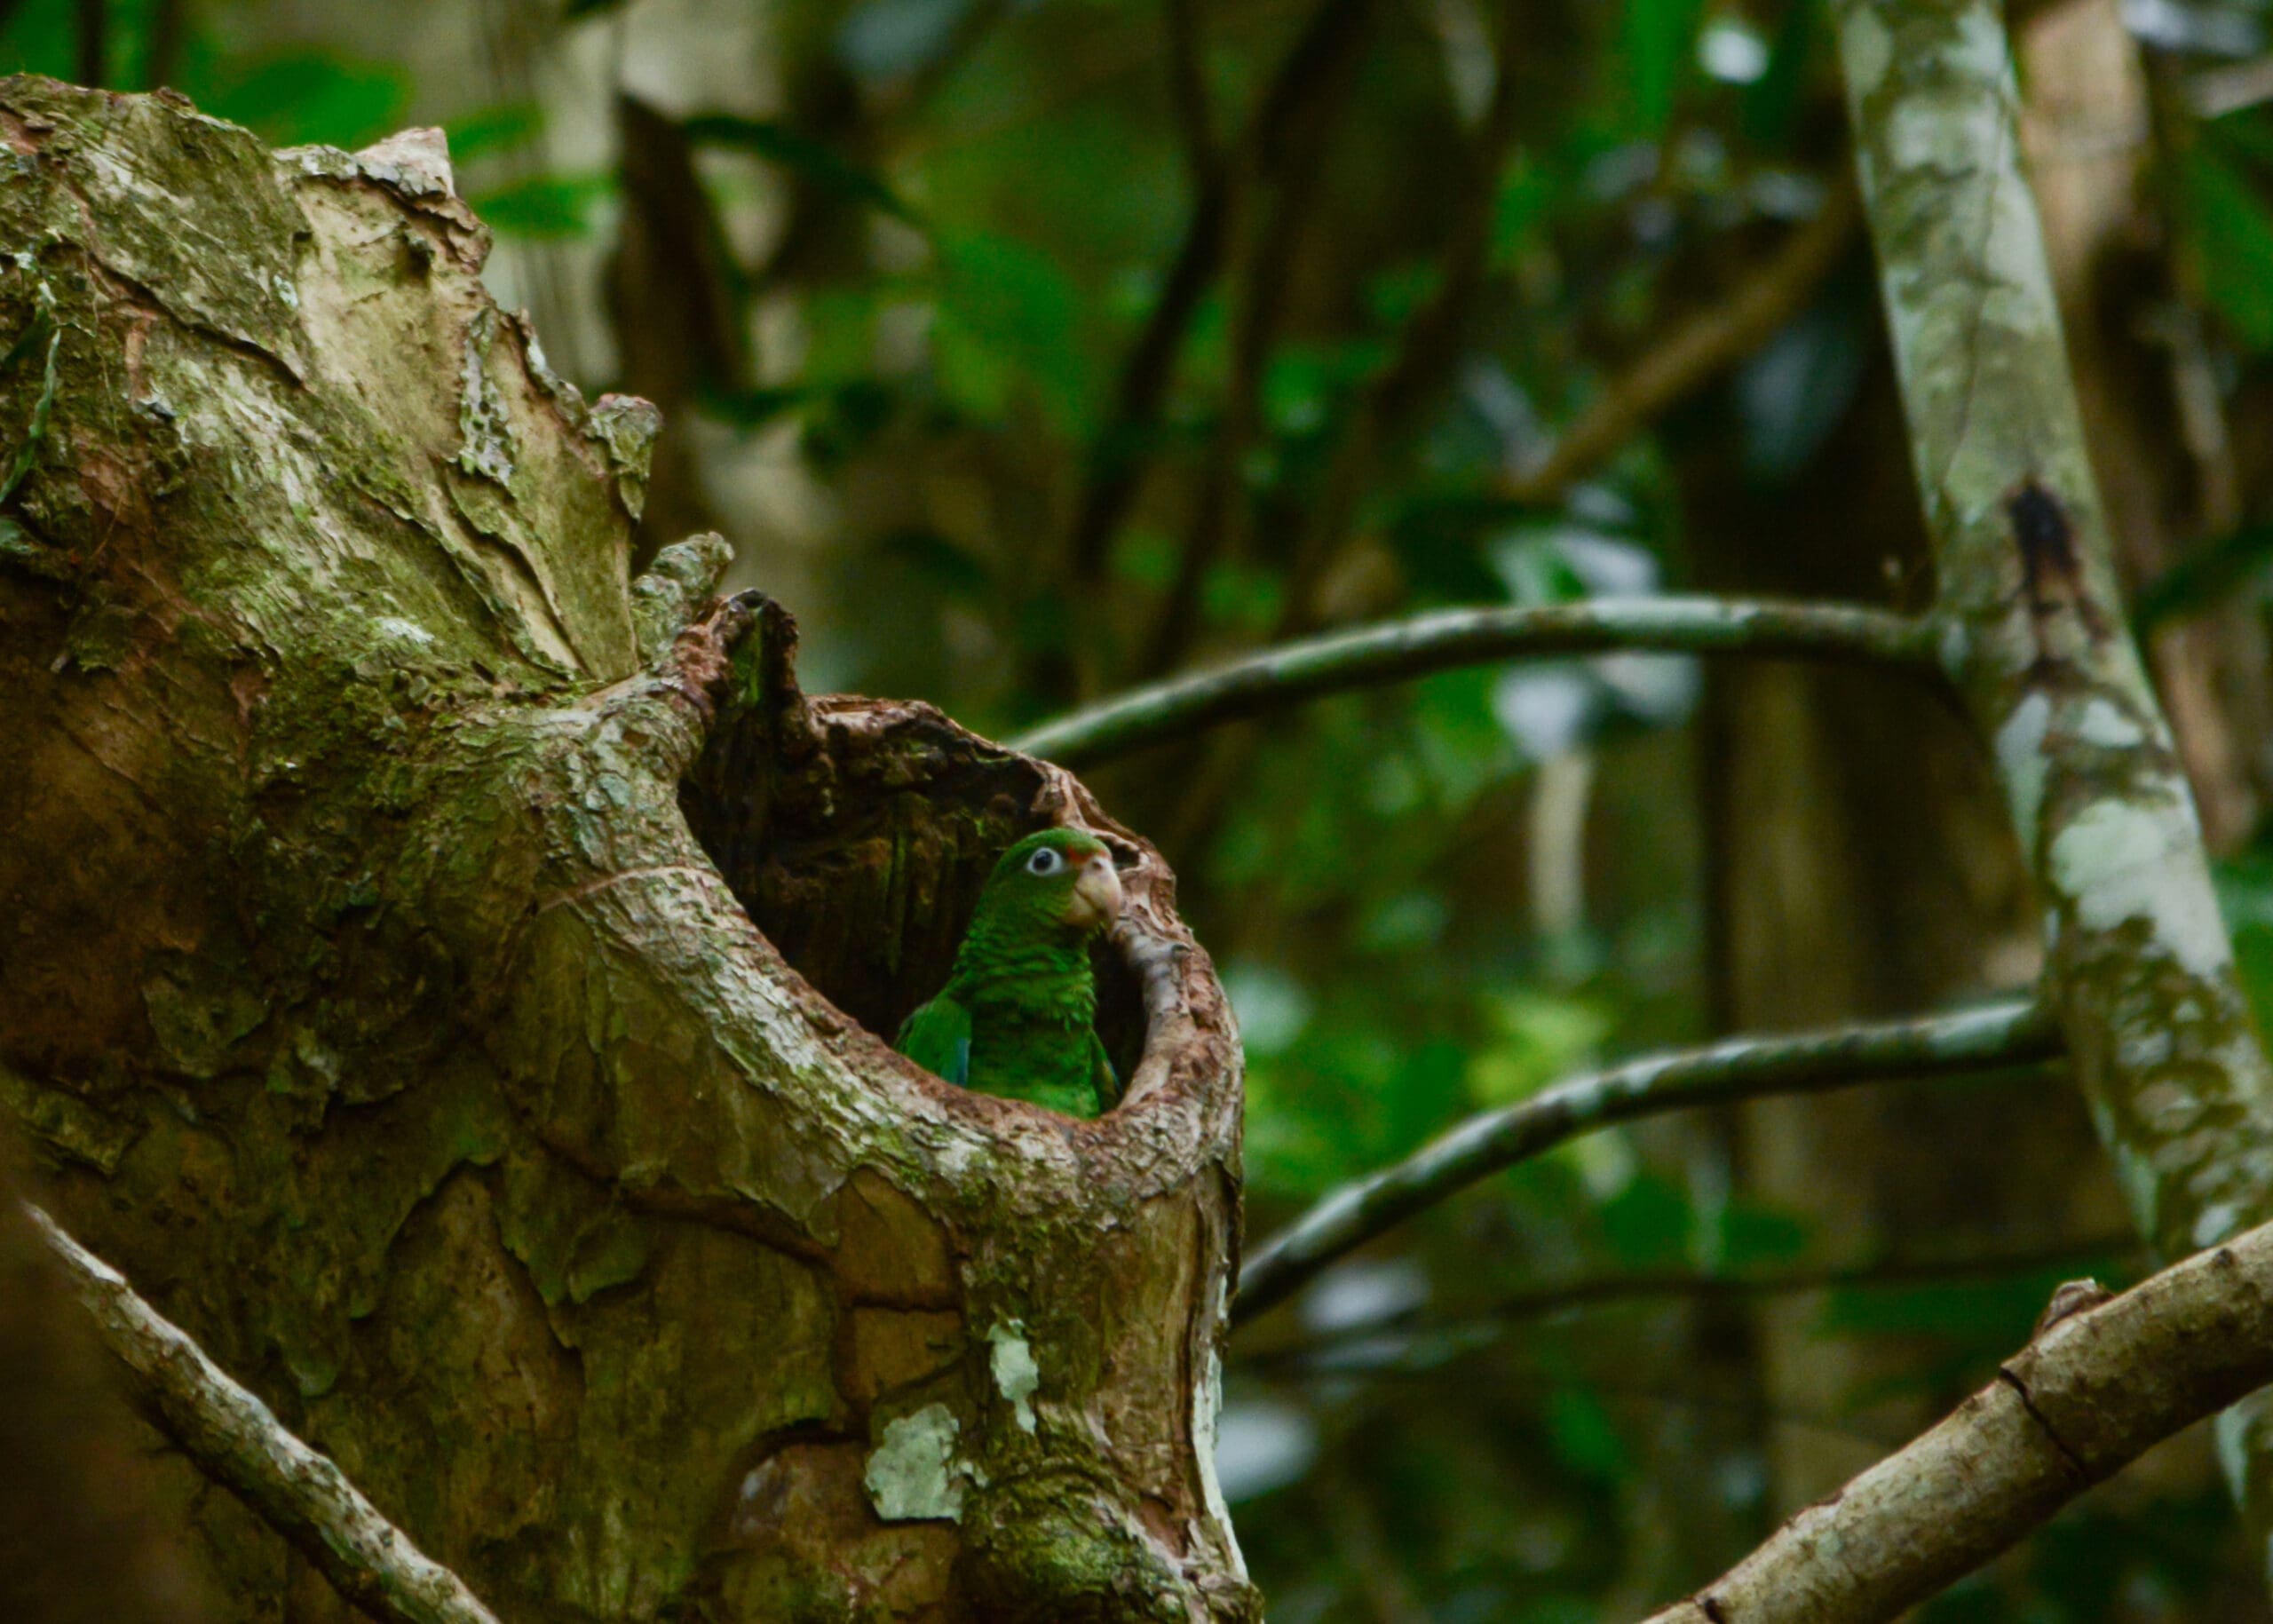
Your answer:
1716,1200 -> 1811,1269
1618,0 -> 1706,139
1818,1265 -> 2079,1339
1262,339 -> 1391,440
0,2 -> 77,81
1739,0 -> 1818,148
1491,153 -> 1558,271
467,172 -> 613,240
447,101 -> 545,162
1412,666 -> 1521,807
685,112 -> 923,226
1468,990 -> 1612,1107
932,228 -> 1088,430
1598,1173 -> 1692,1269
1543,1384 -> 1630,1483
200,51 -> 407,150
2180,141 -> 2273,351
1199,558 -> 1283,633
2134,520 -> 2273,630
880,528 -> 994,605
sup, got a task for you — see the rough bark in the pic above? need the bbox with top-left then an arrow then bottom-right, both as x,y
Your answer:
0,77 -> 1253,1624
1834,0 -> 2273,1563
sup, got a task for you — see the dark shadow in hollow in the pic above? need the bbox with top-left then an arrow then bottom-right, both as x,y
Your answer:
677,596 -> 1151,1092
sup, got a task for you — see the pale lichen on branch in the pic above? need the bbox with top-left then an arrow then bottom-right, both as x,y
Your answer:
1835,0 -> 2273,1579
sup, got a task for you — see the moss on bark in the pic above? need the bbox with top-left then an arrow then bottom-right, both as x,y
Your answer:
0,77 -> 1255,1623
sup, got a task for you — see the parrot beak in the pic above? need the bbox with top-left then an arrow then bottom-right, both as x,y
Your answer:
1065,851 -> 1124,932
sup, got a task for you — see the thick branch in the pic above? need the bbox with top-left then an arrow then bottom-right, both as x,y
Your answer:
1639,1217 -> 2273,1624
1014,596 -> 1941,768
28,1208 -> 503,1624
1836,0 -> 2273,1563
1235,999 -> 2056,1321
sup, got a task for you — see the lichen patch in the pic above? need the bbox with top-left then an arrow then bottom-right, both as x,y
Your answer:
987,1323 -> 1040,1434
864,1405 -> 968,1523
2049,796 -> 2233,978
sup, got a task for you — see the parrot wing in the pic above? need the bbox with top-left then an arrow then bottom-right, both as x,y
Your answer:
896,993 -> 972,1088
1088,1030 -> 1121,1113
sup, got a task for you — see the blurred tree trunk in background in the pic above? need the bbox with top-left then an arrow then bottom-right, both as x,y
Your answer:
1686,345 -> 2121,1509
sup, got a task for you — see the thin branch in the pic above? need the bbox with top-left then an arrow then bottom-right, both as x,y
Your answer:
1260,0 -> 1532,653
1233,998 -> 2058,1322
1129,0 -> 1374,682
1242,1232 -> 2143,1371
1012,595 -> 1942,767
28,1207 -> 505,1624
1063,0 -> 1371,601
1503,178 -> 1859,504
1638,1216 -> 2273,1624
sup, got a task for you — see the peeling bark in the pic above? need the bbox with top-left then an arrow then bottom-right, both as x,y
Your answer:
0,78 -> 1253,1623
1833,0 -> 2273,1565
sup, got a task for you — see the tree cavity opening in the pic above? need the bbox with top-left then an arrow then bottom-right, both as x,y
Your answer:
678,601 -> 1152,1097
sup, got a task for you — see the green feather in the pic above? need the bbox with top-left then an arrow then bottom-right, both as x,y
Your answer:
894,828 -> 1122,1118
895,993 -> 971,1087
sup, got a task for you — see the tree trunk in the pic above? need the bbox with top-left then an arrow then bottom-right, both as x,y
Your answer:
0,77 -> 1255,1624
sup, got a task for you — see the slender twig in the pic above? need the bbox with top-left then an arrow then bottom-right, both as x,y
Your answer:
1263,0 -> 1531,650
1063,0 -> 1371,605
1639,1216 -> 2273,1624
28,1207 -> 505,1624
1012,596 -> 1941,767
1242,1232 -> 2143,1369
1233,999 -> 2058,1321
1133,0 -> 1374,681
1503,178 -> 1859,504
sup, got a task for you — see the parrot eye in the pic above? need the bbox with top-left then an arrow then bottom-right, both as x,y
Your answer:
1026,847 -> 1065,875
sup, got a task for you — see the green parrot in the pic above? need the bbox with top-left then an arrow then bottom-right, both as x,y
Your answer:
895,827 -> 1127,1118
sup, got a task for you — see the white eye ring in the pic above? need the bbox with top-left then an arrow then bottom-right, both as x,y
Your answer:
1026,848 -> 1064,875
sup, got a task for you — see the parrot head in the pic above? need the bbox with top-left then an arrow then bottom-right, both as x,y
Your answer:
978,828 -> 1124,939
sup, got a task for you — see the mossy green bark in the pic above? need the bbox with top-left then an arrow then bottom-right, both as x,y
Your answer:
0,78 -> 1255,1623
1834,0 -> 2273,1574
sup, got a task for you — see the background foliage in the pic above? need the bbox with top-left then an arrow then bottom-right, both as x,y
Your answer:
15,0 -> 2273,1616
